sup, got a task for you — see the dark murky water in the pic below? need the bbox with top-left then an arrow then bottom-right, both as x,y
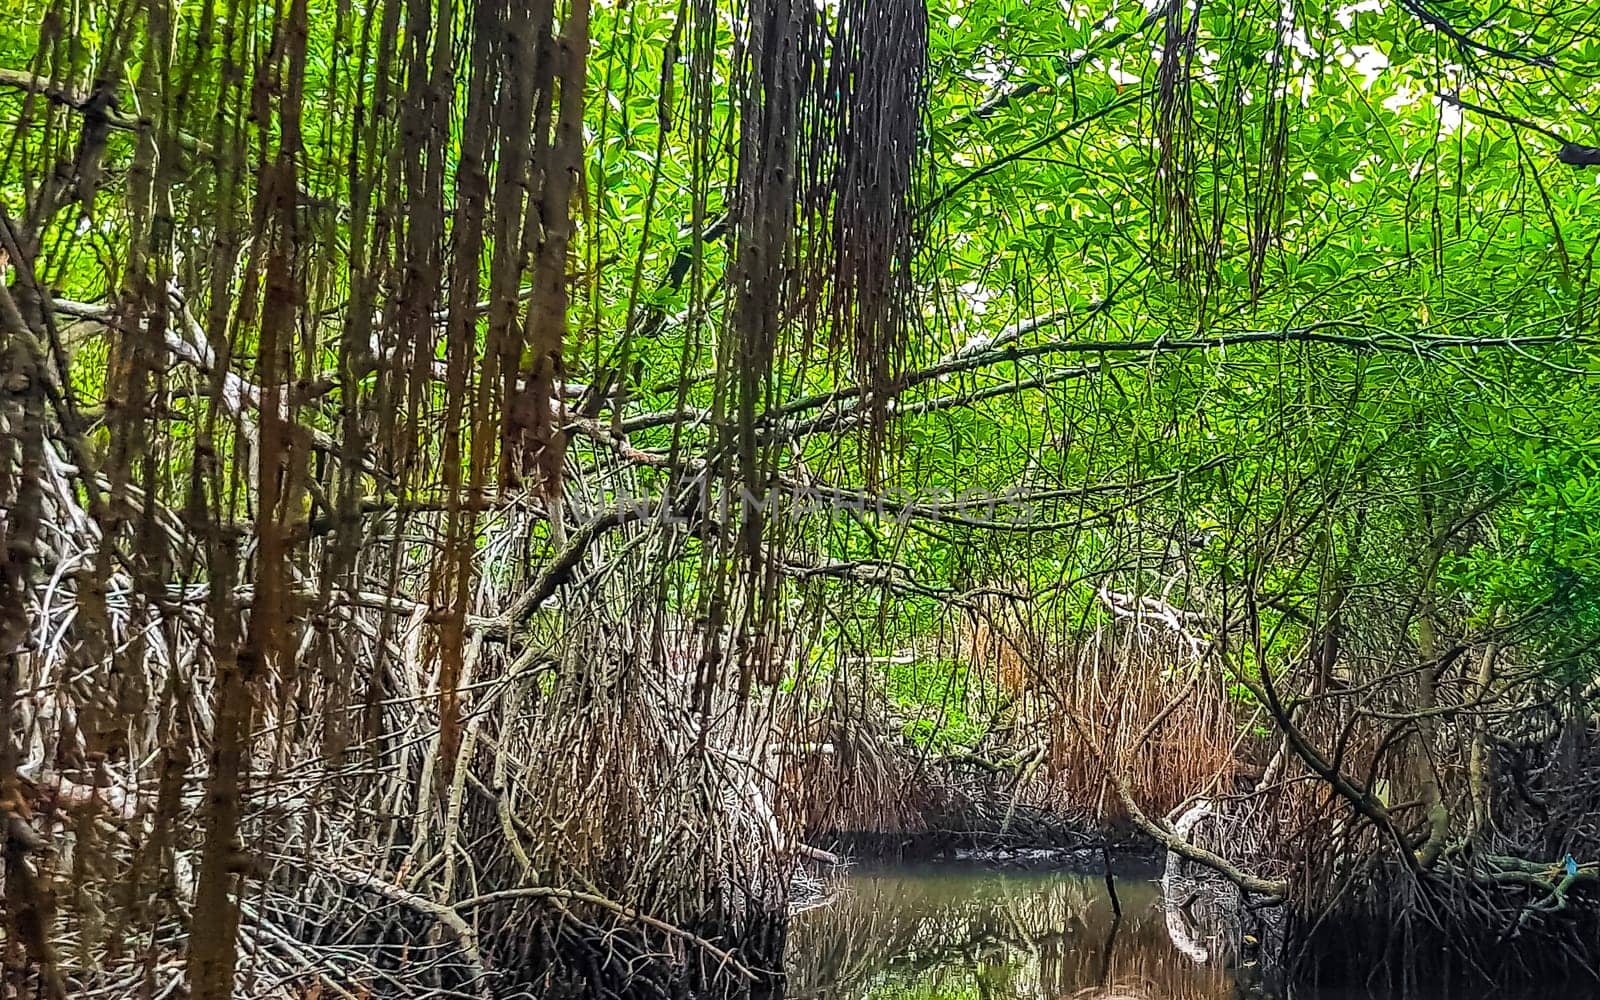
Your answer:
781,865 -> 1550,1000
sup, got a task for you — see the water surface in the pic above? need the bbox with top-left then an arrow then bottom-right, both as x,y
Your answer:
785,864 -> 1241,1000
781,864 -> 1553,1000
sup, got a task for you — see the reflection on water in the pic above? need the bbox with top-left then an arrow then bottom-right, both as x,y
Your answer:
784,865 -> 1246,1000
782,866 -> 1573,1000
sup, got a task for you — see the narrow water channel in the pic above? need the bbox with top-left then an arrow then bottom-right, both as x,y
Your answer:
781,864 -> 1550,1000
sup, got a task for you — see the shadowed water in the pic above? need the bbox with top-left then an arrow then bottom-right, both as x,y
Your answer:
780,865 -> 1555,1000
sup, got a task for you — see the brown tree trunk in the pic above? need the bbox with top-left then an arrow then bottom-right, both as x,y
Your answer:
0,273 -> 66,999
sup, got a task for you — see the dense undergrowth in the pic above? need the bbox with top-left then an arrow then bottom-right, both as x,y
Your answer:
2,0 -> 1600,993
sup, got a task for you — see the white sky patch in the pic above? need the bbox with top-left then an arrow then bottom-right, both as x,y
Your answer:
1287,28 -> 1316,60
1381,84 -> 1416,113
1339,44 -> 1390,87
959,281 -> 992,317
1298,69 -> 1318,104
1334,0 -> 1384,29
1434,97 -> 1464,132
972,58 -> 1010,89
1383,87 -> 1467,136
1105,61 -> 1140,87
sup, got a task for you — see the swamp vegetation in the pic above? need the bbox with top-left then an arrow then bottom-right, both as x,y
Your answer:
0,0 -> 1599,994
